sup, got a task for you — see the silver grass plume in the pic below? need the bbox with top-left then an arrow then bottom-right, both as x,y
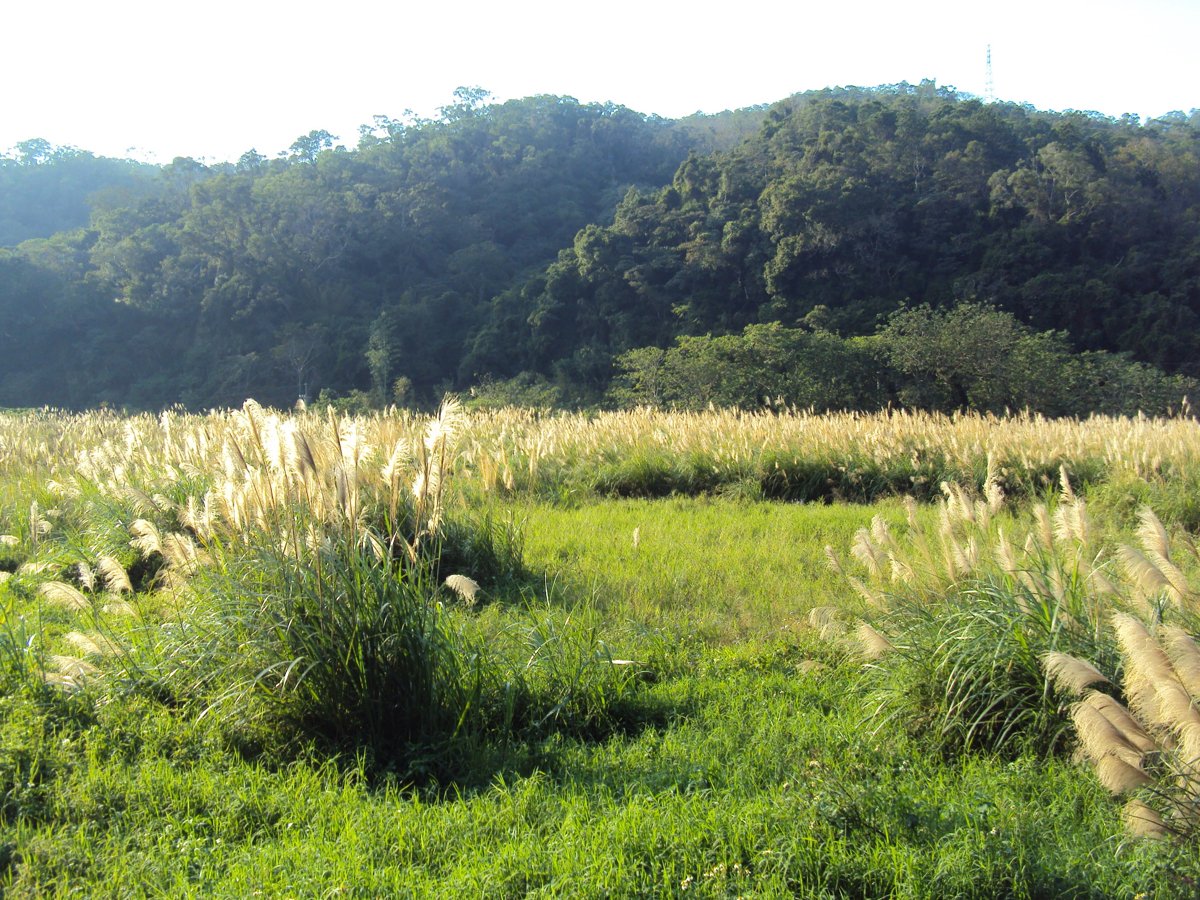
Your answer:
856,623 -> 894,660
444,574 -> 481,604
129,519 -> 162,557
48,654 -> 99,681
64,631 -> 121,657
96,556 -> 132,593
1094,754 -> 1153,794
850,528 -> 886,579
1136,506 -> 1171,561
1162,626 -> 1200,698
1134,507 -> 1192,606
1042,651 -> 1110,696
808,606 -> 846,641
39,581 -> 89,611
1113,613 -> 1185,730
121,486 -> 160,515
1122,799 -> 1172,840
984,452 -> 1004,514
1058,465 -> 1076,503
1083,691 -> 1158,754
1032,504 -> 1054,552
1118,546 -> 1170,607
76,561 -> 96,593
381,437 -> 412,489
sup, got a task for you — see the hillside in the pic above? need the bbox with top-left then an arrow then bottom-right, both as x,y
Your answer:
1,84 -> 1197,411
474,85 -> 1200,398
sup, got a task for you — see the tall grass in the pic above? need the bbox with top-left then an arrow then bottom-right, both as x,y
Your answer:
4,405 -> 1199,512
1043,614 -> 1200,843
0,399 -> 665,774
200,535 -> 481,760
460,406 -> 1195,503
826,471 -> 1196,757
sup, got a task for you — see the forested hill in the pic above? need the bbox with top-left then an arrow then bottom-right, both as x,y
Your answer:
474,86 -> 1200,398
1,94 -> 722,408
2,84 -> 1198,411
0,141 -> 157,247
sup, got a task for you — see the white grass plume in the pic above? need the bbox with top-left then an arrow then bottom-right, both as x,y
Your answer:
97,556 -> 133,593
856,622 -> 894,660
1122,799 -> 1172,840
1042,651 -> 1110,696
39,581 -> 89,611
129,519 -> 162,557
444,574 -> 481,604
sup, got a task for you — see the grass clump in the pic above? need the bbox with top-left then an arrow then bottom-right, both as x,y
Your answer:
829,470 -> 1129,757
0,398 -> 637,778
859,577 -> 1117,757
200,536 -> 481,762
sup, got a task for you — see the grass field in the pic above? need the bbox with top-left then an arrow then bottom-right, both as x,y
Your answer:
2,405 -> 1200,896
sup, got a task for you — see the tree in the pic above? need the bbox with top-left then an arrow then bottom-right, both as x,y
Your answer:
272,322 -> 327,402
365,310 -> 396,406
878,304 -> 1071,412
286,130 -> 338,164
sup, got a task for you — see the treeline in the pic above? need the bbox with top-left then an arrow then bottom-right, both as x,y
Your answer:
1,83 -> 1198,414
605,305 -> 1197,417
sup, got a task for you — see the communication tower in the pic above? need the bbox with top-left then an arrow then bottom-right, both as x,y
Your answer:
985,44 -> 995,103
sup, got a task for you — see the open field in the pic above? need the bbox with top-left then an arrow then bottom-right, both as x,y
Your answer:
2,405 -> 1200,896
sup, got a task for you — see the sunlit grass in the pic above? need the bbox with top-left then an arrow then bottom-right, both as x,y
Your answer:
3,405 -> 1200,894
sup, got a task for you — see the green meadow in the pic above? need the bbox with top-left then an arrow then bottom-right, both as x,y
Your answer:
2,406 -> 1199,896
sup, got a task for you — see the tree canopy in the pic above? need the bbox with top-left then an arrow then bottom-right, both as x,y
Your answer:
2,85 -> 1198,415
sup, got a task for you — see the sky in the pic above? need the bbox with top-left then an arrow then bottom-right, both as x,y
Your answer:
2,0 -> 1198,164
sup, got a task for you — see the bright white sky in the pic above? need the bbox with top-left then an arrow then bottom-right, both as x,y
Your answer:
2,0 -> 1197,163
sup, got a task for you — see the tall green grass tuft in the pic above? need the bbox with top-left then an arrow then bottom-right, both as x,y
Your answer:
0,577 -> 38,694
862,575 -> 1118,757
229,536 -> 478,760
831,472 -> 1127,757
480,602 -> 655,741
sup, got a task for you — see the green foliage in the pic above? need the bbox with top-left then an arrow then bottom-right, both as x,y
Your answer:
864,578 -> 1120,758
0,580 -> 40,694
0,143 -> 156,247
463,373 -> 562,411
609,323 -> 886,411
5,88 -> 1200,413
609,306 -> 1198,417
1090,469 -> 1200,533
2,496 -> 1198,894
485,88 -> 1200,404
879,304 -> 1199,416
198,537 -> 479,760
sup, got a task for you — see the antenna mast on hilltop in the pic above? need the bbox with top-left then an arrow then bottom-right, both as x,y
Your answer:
985,44 -> 995,102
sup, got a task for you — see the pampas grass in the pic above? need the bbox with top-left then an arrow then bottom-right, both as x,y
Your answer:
830,475 -> 1129,756
1042,651 -> 1111,695
1045,618 -> 1200,842
38,581 -> 89,611
444,573 -> 481,604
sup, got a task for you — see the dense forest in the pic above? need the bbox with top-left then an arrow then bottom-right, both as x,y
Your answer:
2,83 -> 1198,413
